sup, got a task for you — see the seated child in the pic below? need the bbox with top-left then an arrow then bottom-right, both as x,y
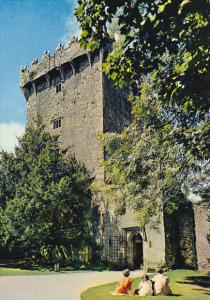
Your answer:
152,268 -> 171,296
111,269 -> 132,295
133,273 -> 153,296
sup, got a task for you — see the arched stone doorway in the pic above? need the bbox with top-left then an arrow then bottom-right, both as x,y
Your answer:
132,233 -> 143,269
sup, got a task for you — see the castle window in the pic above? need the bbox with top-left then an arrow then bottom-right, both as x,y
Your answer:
53,118 -> 62,129
208,216 -> 210,222
109,238 -> 112,247
207,234 -> 210,244
56,83 -> 61,93
149,241 -> 152,248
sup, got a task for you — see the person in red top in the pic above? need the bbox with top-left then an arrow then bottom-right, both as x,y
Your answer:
111,269 -> 132,295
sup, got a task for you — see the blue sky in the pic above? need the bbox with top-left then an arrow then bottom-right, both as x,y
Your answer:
0,0 -> 78,151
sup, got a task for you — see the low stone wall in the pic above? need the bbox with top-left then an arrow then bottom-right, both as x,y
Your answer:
194,203 -> 210,269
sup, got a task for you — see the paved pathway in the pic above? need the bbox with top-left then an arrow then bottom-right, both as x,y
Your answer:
0,270 -> 139,300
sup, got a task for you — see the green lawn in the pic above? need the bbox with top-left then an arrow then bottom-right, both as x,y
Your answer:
81,270 -> 210,300
0,267 -> 53,276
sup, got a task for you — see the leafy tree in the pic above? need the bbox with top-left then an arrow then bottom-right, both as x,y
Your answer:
0,120 -> 92,263
75,0 -> 210,224
0,151 -> 17,209
76,0 -> 210,158
100,76 -> 209,226
76,0 -> 209,92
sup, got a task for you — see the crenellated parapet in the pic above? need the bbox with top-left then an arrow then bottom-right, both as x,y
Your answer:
20,38 -> 100,100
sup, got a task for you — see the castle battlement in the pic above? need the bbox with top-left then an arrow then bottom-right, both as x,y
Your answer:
20,38 -> 99,98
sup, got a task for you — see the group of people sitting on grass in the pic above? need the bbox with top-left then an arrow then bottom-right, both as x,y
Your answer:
111,268 -> 171,296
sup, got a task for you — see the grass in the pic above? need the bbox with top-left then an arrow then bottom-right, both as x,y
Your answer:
0,264 -> 106,276
0,264 -> 89,276
0,267 -> 53,276
0,263 -> 107,276
0,260 -> 55,276
81,270 -> 210,300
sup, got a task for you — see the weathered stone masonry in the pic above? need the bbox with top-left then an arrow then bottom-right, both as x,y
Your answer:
194,203 -> 210,269
20,40 -> 210,270
20,42 -> 130,179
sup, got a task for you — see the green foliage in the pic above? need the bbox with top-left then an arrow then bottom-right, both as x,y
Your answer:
100,75 -> 209,225
0,119 -> 92,263
76,0 -> 210,158
76,0 -> 210,225
76,0 -> 210,88
101,126 -> 186,226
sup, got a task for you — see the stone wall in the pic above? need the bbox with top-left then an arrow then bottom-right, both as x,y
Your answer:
103,75 -> 131,133
143,216 -> 166,270
23,43 -> 131,180
164,203 -> 197,269
100,207 -> 166,270
194,203 -> 210,269
61,54 -> 104,179
92,199 -> 126,268
25,49 -> 104,179
117,207 -> 166,270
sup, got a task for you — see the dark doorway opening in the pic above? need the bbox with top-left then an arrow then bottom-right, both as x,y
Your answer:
132,233 -> 143,269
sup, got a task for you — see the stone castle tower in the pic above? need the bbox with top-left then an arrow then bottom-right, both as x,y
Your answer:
20,41 -> 130,180
20,40 -> 209,270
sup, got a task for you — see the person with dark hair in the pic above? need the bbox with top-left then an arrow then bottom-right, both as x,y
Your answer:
133,273 -> 153,296
111,269 -> 133,295
152,268 -> 171,296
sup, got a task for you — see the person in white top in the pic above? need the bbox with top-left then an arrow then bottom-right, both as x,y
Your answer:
133,273 -> 153,296
152,268 -> 171,296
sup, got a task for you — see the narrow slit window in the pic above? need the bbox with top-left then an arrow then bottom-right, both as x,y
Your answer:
109,238 -> 112,248
56,83 -> 61,93
53,118 -> 62,129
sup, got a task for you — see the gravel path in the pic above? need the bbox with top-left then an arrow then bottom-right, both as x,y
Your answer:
0,270 -> 139,300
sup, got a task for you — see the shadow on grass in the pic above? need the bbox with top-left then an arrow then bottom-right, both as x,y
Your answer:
177,273 -> 210,288
193,288 -> 210,294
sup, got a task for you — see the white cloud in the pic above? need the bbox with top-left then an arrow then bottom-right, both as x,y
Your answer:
0,123 -> 25,153
60,2 -> 81,46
